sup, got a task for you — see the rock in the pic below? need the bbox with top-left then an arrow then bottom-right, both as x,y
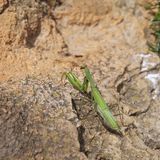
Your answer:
0,0 -> 9,14
0,0 -> 160,159
0,77 -> 87,160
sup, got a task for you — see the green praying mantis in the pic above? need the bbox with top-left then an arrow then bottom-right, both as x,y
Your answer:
65,66 -> 122,135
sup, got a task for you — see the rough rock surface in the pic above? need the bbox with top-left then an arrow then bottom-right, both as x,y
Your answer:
0,0 -> 160,160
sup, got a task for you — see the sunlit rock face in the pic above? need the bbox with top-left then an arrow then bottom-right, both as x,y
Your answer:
0,0 -> 160,159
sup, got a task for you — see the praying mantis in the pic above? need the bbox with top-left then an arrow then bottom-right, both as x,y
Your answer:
65,66 -> 122,135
